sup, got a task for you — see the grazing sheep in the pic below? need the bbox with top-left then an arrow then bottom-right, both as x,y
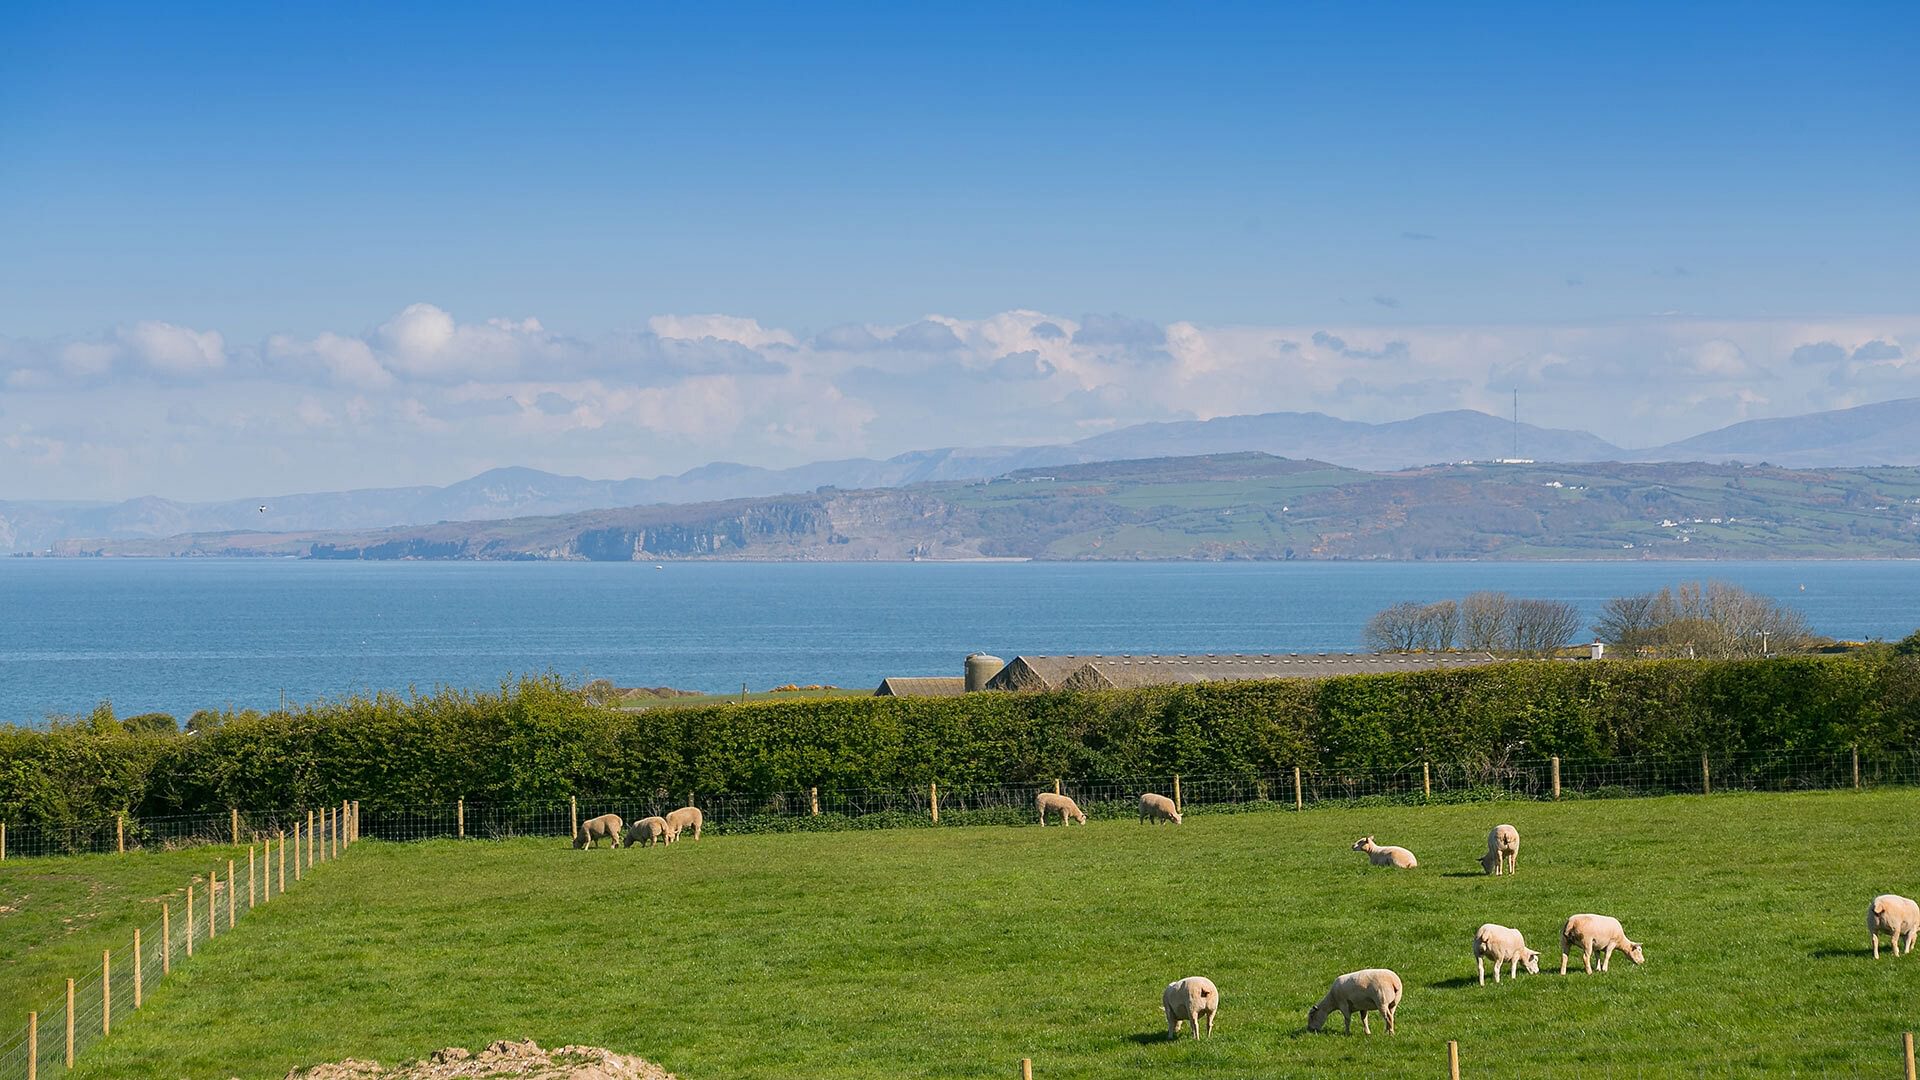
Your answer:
1479,824 -> 1520,876
1868,894 -> 1920,958
1161,976 -> 1219,1039
1036,792 -> 1086,826
573,813 -> 624,850
1139,792 -> 1182,825
664,806 -> 703,842
1472,923 -> 1541,985
623,816 -> 671,848
1352,835 -> 1418,869
1306,969 -> 1402,1035
1560,913 -> 1645,974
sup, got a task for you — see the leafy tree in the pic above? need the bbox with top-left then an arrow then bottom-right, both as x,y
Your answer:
122,712 -> 179,734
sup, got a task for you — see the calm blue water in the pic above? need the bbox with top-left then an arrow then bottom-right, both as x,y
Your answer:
1,559 -> 1917,725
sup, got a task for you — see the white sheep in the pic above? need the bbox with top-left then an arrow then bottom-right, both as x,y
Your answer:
1479,824 -> 1519,876
623,816 -> 671,848
1161,976 -> 1219,1039
1472,923 -> 1540,985
1352,835 -> 1418,869
573,813 -> 624,850
1560,913 -> 1645,974
1036,792 -> 1086,826
1306,968 -> 1402,1035
1139,792 -> 1182,825
1868,893 -> 1920,958
664,806 -> 703,842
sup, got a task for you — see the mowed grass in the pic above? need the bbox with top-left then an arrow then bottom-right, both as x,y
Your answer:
56,790 -> 1920,1079
0,845 -> 253,1021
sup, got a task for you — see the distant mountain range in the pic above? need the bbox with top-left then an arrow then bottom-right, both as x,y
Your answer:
5,396 -> 1917,554
49,454 -> 1920,562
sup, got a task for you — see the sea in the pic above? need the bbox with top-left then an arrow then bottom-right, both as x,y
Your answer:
2,558 -> 1917,726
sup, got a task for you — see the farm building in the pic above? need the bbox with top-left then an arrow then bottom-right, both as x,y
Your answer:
874,676 -> 967,697
874,651 -> 1503,696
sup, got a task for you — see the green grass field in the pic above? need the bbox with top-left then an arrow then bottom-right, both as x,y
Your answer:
13,790 -> 1920,1079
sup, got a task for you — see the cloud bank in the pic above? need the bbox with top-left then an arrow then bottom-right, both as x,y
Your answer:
3,304 -> 1917,500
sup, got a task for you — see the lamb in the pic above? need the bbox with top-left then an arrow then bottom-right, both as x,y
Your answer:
1560,913 -> 1645,974
1161,976 -> 1219,1039
623,816 -> 671,848
664,806 -> 703,842
1352,835 -> 1418,869
1036,792 -> 1086,826
1868,893 -> 1920,958
573,813 -> 624,850
1306,968 -> 1402,1035
1139,792 -> 1182,825
1472,923 -> 1540,985
1479,824 -> 1520,876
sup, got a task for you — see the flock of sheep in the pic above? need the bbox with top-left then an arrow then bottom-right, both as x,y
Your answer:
1050,790 -> 1920,1039
570,789 -> 1920,1042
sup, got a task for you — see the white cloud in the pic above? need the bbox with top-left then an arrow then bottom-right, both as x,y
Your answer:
647,314 -> 796,349
120,321 -> 226,375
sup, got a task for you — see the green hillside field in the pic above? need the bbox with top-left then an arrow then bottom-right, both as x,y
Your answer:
8,789 -> 1919,1078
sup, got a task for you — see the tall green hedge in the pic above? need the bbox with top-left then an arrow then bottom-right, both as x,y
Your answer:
2,655 -> 1916,824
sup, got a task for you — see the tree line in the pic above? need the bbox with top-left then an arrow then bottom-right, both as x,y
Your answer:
1364,581 -> 1819,659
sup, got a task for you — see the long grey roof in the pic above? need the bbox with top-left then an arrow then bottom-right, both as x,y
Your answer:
873,676 -> 968,697
992,652 -> 1503,691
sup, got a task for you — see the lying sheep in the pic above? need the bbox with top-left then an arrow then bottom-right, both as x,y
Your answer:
1479,824 -> 1520,876
1306,968 -> 1402,1035
1036,791 -> 1086,826
1139,792 -> 1182,825
1472,923 -> 1540,985
1560,913 -> 1645,974
1352,835 -> 1418,869
664,806 -> 703,843
623,816 -> 671,848
573,813 -> 624,850
1868,893 -> 1920,958
1161,976 -> 1219,1039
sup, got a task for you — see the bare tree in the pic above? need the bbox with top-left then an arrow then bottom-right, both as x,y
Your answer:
1594,592 -> 1659,648
1601,581 -> 1813,658
1504,598 -> 1582,656
1460,591 -> 1510,652
1418,600 -> 1459,651
1364,601 -> 1427,652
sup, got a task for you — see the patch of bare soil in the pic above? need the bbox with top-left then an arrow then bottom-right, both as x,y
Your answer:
283,1039 -> 676,1080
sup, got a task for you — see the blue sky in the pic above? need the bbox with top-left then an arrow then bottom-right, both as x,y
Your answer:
2,2 -> 1917,500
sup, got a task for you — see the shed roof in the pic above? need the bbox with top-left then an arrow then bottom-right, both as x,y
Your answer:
873,676 -> 968,697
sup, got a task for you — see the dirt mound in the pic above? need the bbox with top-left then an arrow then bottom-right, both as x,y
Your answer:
285,1039 -> 676,1080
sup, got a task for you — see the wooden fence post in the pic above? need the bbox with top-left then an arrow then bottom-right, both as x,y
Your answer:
294,823 -> 303,881
230,807 -> 240,846
116,812 -> 125,854
226,858 -> 236,928
1903,1030 -> 1915,1080
133,927 -> 142,1009
930,782 -> 939,824
248,846 -> 256,909
809,787 -> 820,816
162,904 -> 171,975
1294,766 -> 1303,811
1020,1058 -> 1032,1080
1551,756 -> 1561,801
569,795 -> 578,839
2,820 -> 6,861
1423,762 -> 1432,801
1854,745 -> 1862,790
1053,778 -> 1061,795
1173,774 -> 1182,812
101,949 -> 110,1035
208,868 -> 218,939
307,811 -> 315,868
65,979 -> 74,1068
1448,1039 -> 1461,1079
457,798 -> 465,839
1701,752 -> 1711,796
185,885 -> 194,957
26,1011 -> 35,1080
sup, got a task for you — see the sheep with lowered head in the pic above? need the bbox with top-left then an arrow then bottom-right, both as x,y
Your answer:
1560,913 -> 1645,974
573,813 -> 624,850
1472,923 -> 1540,985
1352,835 -> 1417,869
1306,968 -> 1402,1035
624,816 -> 671,848
1868,893 -> 1920,958
1036,791 -> 1086,826
1139,792 -> 1182,825
1479,824 -> 1520,876
664,806 -> 703,842
1161,976 -> 1219,1039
